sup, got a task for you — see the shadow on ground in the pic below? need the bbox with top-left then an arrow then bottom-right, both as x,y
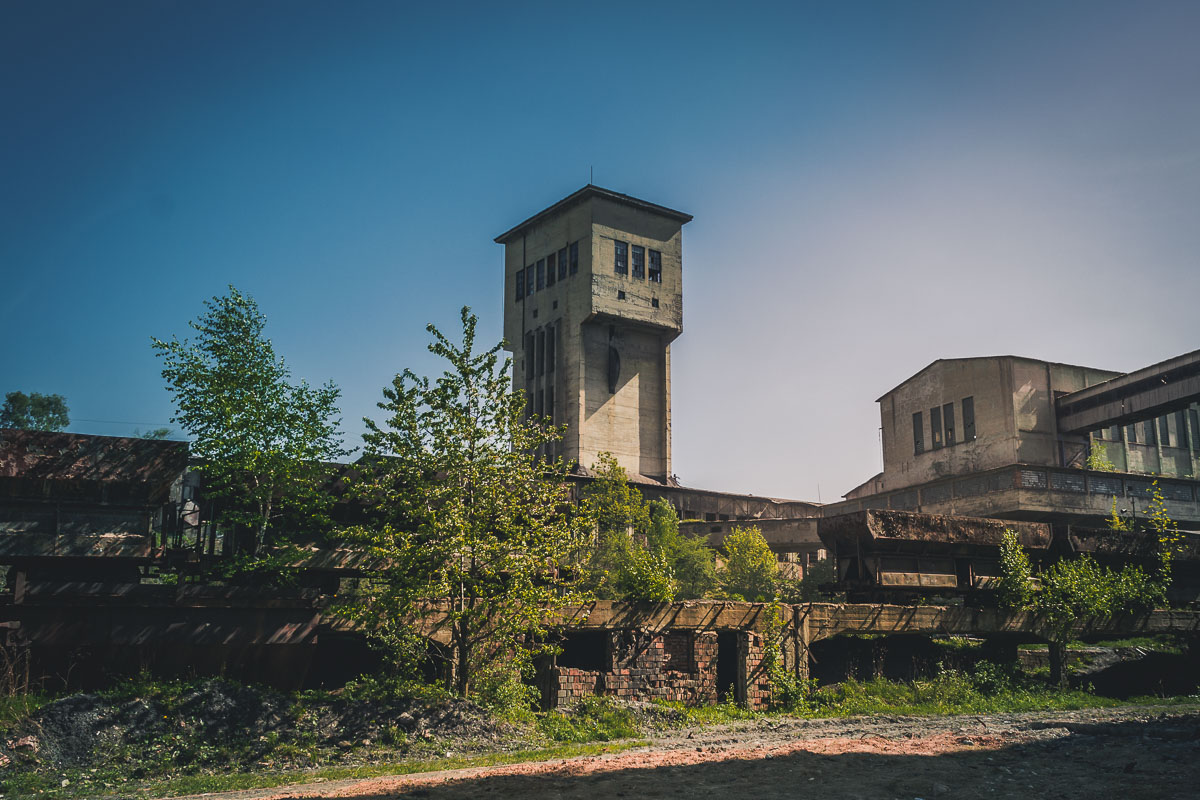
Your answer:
268,716 -> 1200,800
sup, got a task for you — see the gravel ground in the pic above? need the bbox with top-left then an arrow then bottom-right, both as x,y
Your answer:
168,705 -> 1200,800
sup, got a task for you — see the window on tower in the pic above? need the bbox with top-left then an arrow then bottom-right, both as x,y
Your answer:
648,249 -> 662,282
558,247 -> 568,280
525,266 -> 534,297
536,329 -> 545,377
546,252 -> 556,287
614,241 -> 628,275
631,245 -> 645,279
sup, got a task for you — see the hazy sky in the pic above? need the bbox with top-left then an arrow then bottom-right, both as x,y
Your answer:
3,1 -> 1198,501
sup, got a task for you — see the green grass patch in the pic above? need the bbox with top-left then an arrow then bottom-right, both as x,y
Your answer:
3,741 -> 648,800
536,696 -> 641,743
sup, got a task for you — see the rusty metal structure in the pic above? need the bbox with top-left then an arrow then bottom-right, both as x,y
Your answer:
818,509 -> 1053,601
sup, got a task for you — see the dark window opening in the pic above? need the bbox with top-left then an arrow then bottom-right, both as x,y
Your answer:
617,290 -> 626,300
1176,411 -> 1189,450
631,245 -> 645,279
524,333 -> 534,380
649,249 -> 662,282
943,402 -> 956,446
546,387 -> 554,423
930,406 -> 943,450
557,631 -> 608,671
535,388 -> 543,417
1126,424 -> 1139,444
962,396 -> 975,442
536,259 -> 545,291
913,411 -> 924,455
651,298 -> 659,308
536,329 -> 546,377
515,270 -> 524,301
546,324 -> 555,373
1143,419 -> 1157,446
716,632 -> 739,703
525,266 -> 534,297
569,241 -> 579,274
1190,409 -> 1200,451
614,241 -> 628,274
558,247 -> 568,280
1109,424 -> 1122,442
1159,416 -> 1171,447
546,252 -> 556,287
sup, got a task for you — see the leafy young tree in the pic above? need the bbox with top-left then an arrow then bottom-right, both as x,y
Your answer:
1,391 -> 69,431
998,528 -> 1166,686
576,455 -> 718,601
578,453 -> 670,600
719,526 -> 779,602
1085,440 -> 1117,472
152,286 -> 346,558
339,307 -> 586,697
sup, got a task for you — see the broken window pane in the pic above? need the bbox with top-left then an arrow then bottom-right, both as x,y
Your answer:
913,411 -> 924,455
930,406 -> 942,450
943,402 -> 956,446
614,241 -> 628,274
632,245 -> 645,279
649,249 -> 662,282
962,396 -> 975,441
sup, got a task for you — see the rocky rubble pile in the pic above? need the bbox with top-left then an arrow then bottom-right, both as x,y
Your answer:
0,679 -> 504,773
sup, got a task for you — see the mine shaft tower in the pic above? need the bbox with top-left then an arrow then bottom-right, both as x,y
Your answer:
497,185 -> 691,482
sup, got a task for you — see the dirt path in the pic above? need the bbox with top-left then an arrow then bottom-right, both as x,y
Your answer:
169,706 -> 1200,800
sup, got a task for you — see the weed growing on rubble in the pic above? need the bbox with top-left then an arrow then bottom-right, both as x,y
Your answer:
536,696 -> 640,743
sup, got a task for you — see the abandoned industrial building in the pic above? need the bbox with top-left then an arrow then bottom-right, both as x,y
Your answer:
2,185 -> 1199,707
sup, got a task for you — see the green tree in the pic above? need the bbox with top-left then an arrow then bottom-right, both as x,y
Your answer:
1085,440 -> 1116,472
719,526 -> 779,602
995,529 -> 1034,610
998,530 -> 1166,686
1,391 -> 69,431
152,286 -> 346,559
576,456 -> 718,601
578,453 -> 673,601
339,307 -> 586,697
649,500 -> 719,600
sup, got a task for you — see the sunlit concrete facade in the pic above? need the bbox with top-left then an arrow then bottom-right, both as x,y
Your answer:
497,186 -> 691,482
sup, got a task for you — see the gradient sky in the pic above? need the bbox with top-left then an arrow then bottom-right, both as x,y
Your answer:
3,1 -> 1198,501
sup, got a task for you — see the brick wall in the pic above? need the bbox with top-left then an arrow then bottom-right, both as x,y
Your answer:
548,629 -> 723,708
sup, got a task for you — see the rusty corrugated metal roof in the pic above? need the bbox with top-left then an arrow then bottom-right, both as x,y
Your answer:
0,430 -> 188,487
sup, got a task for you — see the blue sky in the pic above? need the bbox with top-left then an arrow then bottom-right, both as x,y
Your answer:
2,1 -> 1198,500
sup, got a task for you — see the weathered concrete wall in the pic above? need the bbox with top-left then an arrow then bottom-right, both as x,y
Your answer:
500,189 -> 687,482
878,357 -> 1121,493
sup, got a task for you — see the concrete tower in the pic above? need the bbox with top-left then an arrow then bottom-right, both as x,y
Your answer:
497,186 -> 691,482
